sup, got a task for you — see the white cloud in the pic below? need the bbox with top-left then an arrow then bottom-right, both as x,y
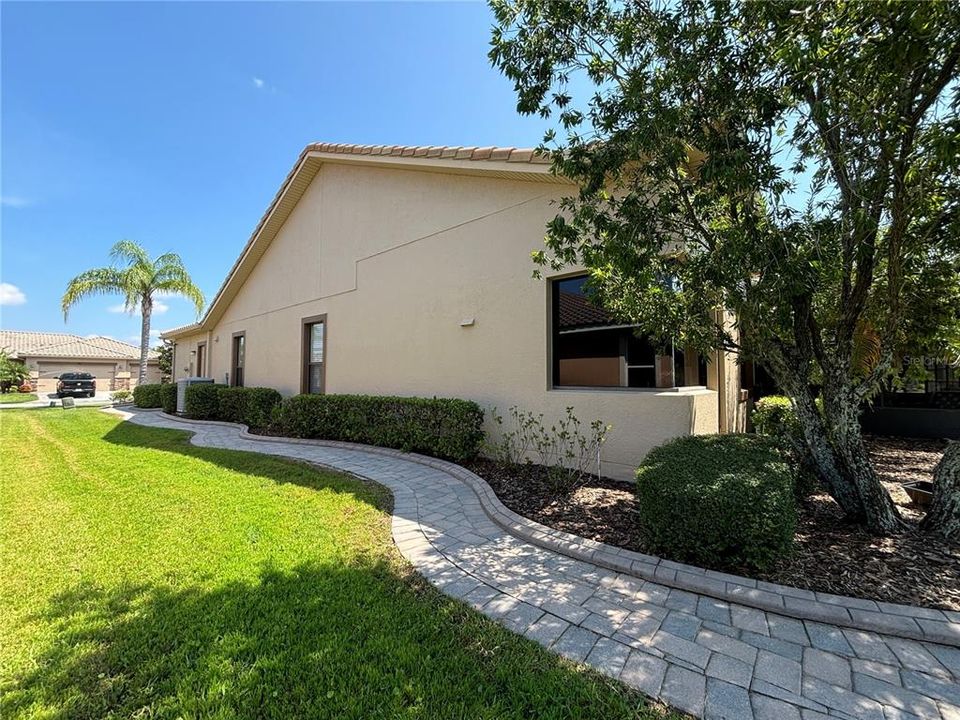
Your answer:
108,299 -> 169,315
252,76 -> 265,89
127,330 -> 161,343
0,282 -> 26,306
0,195 -> 31,208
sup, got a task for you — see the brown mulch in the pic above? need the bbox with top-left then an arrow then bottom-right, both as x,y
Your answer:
465,435 -> 960,611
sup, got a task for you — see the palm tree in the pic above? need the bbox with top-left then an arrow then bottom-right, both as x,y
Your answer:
62,240 -> 205,385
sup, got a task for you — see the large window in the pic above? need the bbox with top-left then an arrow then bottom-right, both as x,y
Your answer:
301,315 -> 326,394
551,275 -> 706,389
231,333 -> 245,387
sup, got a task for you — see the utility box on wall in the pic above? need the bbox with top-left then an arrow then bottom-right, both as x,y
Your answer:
176,377 -> 214,414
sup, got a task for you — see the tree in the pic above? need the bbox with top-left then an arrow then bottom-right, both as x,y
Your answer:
155,342 -> 173,381
0,350 -> 30,393
62,240 -> 205,385
490,0 -> 960,534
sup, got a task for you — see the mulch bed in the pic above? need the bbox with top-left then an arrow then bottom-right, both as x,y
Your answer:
464,435 -> 960,611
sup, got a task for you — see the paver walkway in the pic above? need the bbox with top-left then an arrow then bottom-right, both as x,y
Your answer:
115,408 -> 960,720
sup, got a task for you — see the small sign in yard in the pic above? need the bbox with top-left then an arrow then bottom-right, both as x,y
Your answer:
61,397 -> 75,410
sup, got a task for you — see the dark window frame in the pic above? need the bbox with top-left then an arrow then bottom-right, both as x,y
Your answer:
301,314 -> 327,395
549,273 -> 702,390
231,332 -> 246,387
196,341 -> 207,378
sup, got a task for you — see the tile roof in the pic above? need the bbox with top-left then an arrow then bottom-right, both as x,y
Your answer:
0,330 -> 158,360
557,291 -> 613,330
305,142 -> 551,165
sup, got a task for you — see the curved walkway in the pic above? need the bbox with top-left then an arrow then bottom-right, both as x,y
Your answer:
112,408 -> 960,720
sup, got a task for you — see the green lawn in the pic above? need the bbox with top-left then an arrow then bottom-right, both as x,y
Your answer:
0,392 -> 38,404
0,409 -> 675,720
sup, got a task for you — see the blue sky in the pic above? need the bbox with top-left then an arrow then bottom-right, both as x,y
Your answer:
1,1 -> 549,344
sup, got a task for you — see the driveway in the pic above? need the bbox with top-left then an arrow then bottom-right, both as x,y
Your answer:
0,391 -> 115,409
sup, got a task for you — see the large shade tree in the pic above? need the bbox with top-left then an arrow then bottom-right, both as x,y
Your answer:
490,0 -> 960,534
62,240 -> 205,385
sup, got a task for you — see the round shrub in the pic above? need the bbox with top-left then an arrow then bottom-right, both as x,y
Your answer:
635,434 -> 796,572
133,383 -> 163,408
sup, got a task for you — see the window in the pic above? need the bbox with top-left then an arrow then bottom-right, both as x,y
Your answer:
301,315 -> 326,394
551,275 -> 706,389
231,333 -> 245,387
196,342 -> 206,378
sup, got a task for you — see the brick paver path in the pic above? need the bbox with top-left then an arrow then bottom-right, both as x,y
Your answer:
116,409 -> 960,720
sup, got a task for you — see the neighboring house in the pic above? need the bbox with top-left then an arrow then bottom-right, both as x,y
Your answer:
162,143 -> 744,480
0,330 -> 161,394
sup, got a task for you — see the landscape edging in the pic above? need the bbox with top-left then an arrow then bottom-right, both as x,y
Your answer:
128,410 -> 960,647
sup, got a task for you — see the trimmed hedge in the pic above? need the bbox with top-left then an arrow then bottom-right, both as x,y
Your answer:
160,383 -> 178,415
218,386 -> 282,429
635,434 -> 796,572
275,394 -> 484,462
182,383 -> 282,430
183,383 -> 225,421
133,383 -> 163,408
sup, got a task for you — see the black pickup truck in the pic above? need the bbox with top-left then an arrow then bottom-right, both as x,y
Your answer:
57,372 -> 97,398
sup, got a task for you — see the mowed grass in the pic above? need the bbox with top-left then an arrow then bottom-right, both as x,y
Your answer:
0,409 -> 676,720
0,393 -> 38,404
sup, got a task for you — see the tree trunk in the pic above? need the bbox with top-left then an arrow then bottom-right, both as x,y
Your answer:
921,442 -> 960,541
759,346 -> 905,534
138,296 -> 152,386
819,371 -> 905,535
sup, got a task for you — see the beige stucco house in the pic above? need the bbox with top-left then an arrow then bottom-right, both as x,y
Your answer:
163,142 -> 744,480
0,330 -> 162,394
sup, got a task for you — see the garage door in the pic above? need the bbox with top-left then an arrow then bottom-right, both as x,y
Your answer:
36,362 -> 116,394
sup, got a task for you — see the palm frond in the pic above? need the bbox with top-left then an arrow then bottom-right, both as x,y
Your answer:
154,270 -> 206,317
110,239 -> 150,268
61,268 -> 129,320
852,320 -> 883,377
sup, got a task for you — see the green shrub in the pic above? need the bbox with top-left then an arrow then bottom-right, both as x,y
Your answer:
160,383 -> 177,414
275,394 -> 484,462
218,386 -> 282,429
110,389 -> 133,403
752,395 -> 819,496
183,383 -> 224,420
752,395 -> 799,438
635,434 -> 796,572
133,384 -> 163,408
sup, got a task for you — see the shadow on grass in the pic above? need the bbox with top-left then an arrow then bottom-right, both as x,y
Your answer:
100,416 -> 394,513
2,562 -> 656,720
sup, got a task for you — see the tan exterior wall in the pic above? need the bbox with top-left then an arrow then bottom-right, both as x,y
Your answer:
171,162 -> 738,480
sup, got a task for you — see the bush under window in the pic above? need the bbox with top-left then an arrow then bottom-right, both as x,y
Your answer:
275,394 -> 484,462
218,386 -> 282,429
635,434 -> 796,572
